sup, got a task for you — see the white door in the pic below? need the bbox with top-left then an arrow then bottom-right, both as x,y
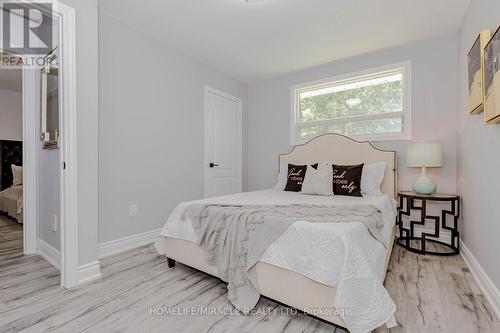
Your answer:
204,86 -> 242,198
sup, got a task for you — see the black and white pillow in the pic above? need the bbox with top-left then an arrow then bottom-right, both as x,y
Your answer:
332,164 -> 364,197
284,164 -> 308,192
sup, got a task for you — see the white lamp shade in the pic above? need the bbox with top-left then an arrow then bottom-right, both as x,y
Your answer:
407,142 -> 443,168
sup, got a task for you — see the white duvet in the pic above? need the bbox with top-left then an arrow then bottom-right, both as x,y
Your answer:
156,189 -> 398,332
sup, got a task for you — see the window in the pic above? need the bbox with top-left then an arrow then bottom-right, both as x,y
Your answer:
291,62 -> 411,144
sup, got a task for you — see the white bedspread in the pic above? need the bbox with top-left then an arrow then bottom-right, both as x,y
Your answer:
158,189 -> 396,283
156,189 -> 397,332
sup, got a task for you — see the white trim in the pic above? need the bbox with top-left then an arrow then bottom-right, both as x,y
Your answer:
37,239 -> 61,270
204,86 -> 242,104
78,261 -> 102,284
52,1 -> 80,289
98,228 -> 162,259
460,240 -> 500,320
290,61 -> 412,145
203,85 -> 243,198
22,68 -> 40,255
1,10 -> 41,257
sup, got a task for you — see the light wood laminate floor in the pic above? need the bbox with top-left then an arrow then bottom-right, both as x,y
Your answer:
0,215 -> 23,266
0,232 -> 498,332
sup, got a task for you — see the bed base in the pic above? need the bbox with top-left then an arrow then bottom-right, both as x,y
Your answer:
163,224 -> 396,328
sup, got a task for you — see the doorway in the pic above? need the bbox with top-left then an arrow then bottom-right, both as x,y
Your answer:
204,86 -> 242,198
0,1 -> 79,289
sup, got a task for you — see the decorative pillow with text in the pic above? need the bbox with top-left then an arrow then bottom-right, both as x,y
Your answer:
284,164 -> 308,192
332,164 -> 364,196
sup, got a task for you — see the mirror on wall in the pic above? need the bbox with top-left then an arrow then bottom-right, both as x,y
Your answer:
41,48 -> 59,149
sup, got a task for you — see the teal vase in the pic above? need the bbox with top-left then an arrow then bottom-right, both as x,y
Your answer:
412,167 -> 436,195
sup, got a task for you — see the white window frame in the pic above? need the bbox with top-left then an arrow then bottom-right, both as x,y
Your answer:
291,61 -> 412,145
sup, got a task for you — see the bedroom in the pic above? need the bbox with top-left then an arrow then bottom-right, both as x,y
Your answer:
0,67 -> 23,261
0,0 -> 499,332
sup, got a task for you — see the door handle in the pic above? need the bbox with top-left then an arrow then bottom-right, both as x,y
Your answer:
209,162 -> 219,168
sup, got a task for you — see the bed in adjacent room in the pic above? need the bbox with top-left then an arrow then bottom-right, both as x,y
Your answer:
155,134 -> 398,333
0,165 -> 23,223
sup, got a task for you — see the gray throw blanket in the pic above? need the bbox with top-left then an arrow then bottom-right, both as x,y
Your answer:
186,203 -> 385,314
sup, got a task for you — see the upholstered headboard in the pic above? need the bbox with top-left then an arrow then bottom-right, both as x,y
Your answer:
279,134 -> 397,198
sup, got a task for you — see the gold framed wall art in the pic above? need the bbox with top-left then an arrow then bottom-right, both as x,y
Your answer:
484,26 -> 500,124
467,29 -> 491,115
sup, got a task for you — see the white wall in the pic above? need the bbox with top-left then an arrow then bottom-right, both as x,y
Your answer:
37,16 -> 61,254
36,0 -> 99,265
0,88 -> 22,193
98,13 -> 247,243
0,89 -> 22,141
457,0 -> 500,291
38,149 -> 60,250
247,34 -> 459,194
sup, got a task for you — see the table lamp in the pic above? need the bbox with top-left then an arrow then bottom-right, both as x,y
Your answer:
406,142 -> 443,195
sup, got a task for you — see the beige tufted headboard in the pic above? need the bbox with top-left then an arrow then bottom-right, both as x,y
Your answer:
279,134 -> 397,198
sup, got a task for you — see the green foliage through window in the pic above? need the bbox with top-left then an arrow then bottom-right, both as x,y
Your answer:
294,67 -> 408,142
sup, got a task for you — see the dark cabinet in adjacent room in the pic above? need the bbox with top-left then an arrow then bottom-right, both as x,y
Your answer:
0,140 -> 23,190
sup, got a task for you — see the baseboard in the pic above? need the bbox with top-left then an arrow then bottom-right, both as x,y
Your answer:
37,239 -> 61,270
38,239 -> 101,285
98,228 -> 161,259
78,261 -> 102,284
460,240 -> 500,320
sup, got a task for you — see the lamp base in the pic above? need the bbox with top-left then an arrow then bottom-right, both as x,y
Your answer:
412,166 -> 437,195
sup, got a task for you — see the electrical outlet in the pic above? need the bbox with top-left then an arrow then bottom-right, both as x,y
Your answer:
129,204 -> 138,217
51,215 -> 58,232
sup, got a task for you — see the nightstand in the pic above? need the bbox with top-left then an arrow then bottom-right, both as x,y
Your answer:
397,191 -> 460,255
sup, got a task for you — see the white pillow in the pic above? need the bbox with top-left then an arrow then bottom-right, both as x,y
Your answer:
273,163 -> 287,190
301,162 -> 334,196
11,165 -> 23,186
361,162 -> 386,196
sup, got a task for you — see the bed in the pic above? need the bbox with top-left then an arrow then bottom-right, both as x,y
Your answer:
155,134 -> 398,333
0,185 -> 23,223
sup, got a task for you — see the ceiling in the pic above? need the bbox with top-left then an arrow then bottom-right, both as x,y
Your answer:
0,68 -> 22,92
100,0 -> 470,84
